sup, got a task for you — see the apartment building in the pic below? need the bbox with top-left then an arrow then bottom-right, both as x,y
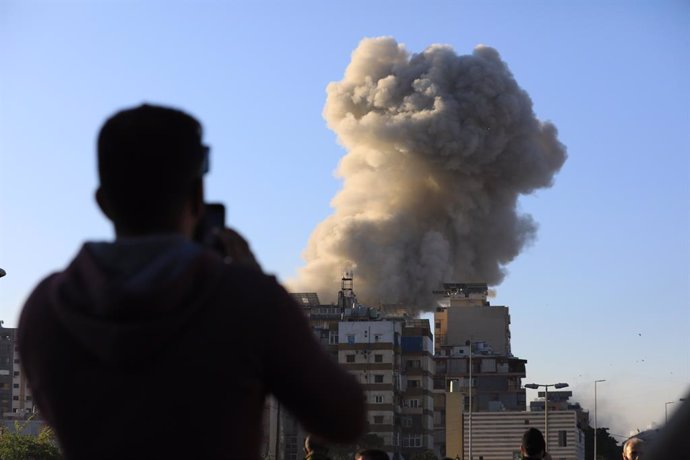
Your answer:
0,324 -> 34,418
431,283 -> 527,458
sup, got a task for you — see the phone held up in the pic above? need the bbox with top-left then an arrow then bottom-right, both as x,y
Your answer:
193,202 -> 226,253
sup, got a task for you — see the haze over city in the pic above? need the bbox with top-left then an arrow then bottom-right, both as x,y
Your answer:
1,0 -> 688,446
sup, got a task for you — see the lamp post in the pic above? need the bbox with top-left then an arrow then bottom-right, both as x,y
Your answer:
594,380 -> 606,460
525,382 -> 569,452
465,339 -> 472,460
664,401 -> 675,424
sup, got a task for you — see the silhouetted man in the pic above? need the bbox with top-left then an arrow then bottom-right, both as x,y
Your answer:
355,449 -> 390,460
521,427 -> 547,459
18,104 -> 366,459
304,435 -> 332,460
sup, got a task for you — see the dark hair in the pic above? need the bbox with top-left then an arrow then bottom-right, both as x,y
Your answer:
97,104 -> 207,233
356,449 -> 389,460
522,427 -> 545,457
304,435 -> 329,454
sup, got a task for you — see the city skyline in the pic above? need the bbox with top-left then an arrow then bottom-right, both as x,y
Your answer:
1,0 -> 688,442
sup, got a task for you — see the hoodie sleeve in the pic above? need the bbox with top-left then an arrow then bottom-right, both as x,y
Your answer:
260,278 -> 366,443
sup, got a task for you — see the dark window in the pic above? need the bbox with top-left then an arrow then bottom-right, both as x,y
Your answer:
12,384 -> 18,388
374,354 -> 383,363
558,430 -> 567,447
346,354 -> 355,363
374,375 -> 384,383
408,379 -> 420,388
373,415 -> 384,424
12,396 -> 18,401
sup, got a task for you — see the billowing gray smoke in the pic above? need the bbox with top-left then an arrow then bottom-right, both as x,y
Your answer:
291,37 -> 566,309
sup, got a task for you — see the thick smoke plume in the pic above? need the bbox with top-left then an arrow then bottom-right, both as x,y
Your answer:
292,37 -> 566,309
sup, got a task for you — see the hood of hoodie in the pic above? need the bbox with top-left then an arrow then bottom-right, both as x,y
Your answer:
47,235 -> 225,368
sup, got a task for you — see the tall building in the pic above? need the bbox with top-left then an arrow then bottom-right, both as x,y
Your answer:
432,283 -> 527,458
268,274 -> 435,460
0,323 -> 35,419
399,319 -> 435,453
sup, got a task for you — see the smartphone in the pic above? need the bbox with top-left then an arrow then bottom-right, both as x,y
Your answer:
194,202 -> 226,248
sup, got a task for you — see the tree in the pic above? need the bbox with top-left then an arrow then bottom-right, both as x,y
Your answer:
583,426 -> 622,460
0,423 -> 61,460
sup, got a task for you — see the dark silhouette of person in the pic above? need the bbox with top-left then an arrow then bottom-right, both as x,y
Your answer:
521,427 -> 547,459
18,104 -> 366,459
356,449 -> 390,460
304,435 -> 332,460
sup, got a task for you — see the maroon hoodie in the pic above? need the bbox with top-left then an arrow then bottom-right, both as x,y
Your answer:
18,236 -> 365,459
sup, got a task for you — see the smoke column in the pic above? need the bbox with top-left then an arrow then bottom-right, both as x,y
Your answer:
292,37 -> 567,309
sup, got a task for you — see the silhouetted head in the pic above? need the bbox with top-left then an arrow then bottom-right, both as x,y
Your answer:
96,103 -> 208,237
521,427 -> 546,459
622,437 -> 644,460
355,449 -> 389,460
304,435 -> 329,455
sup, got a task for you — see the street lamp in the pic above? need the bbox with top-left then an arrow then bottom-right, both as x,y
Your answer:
465,339 -> 473,460
594,380 -> 606,460
664,399 -> 685,424
525,382 -> 569,452
664,401 -> 675,424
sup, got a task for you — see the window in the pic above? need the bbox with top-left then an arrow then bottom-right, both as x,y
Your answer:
406,359 -> 421,369
374,374 -> 384,383
12,384 -> 18,389
407,379 -> 420,388
25,396 -> 32,401
374,354 -> 383,363
373,415 -> 384,424
346,354 -> 355,363
374,395 -> 384,403
401,416 -> 412,427
558,430 -> 567,447
12,396 -> 18,401
402,434 -> 422,448
13,371 -> 18,377
328,330 -> 338,345
405,399 -> 420,408
435,321 -> 441,329
347,334 -> 355,344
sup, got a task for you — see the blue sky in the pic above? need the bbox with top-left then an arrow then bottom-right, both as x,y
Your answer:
1,0 -> 688,440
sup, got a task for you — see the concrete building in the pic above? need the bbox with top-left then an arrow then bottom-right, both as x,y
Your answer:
444,407 -> 585,460
399,319 -> 435,454
0,324 -> 35,419
267,275 -> 435,460
433,283 -> 511,355
431,283 -> 527,458
339,319 -> 402,450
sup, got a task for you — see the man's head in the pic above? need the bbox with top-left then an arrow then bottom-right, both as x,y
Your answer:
355,449 -> 389,460
96,104 -> 208,236
521,427 -> 546,459
304,435 -> 329,456
622,437 -> 644,460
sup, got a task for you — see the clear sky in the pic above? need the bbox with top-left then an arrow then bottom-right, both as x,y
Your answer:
1,0 -> 688,442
